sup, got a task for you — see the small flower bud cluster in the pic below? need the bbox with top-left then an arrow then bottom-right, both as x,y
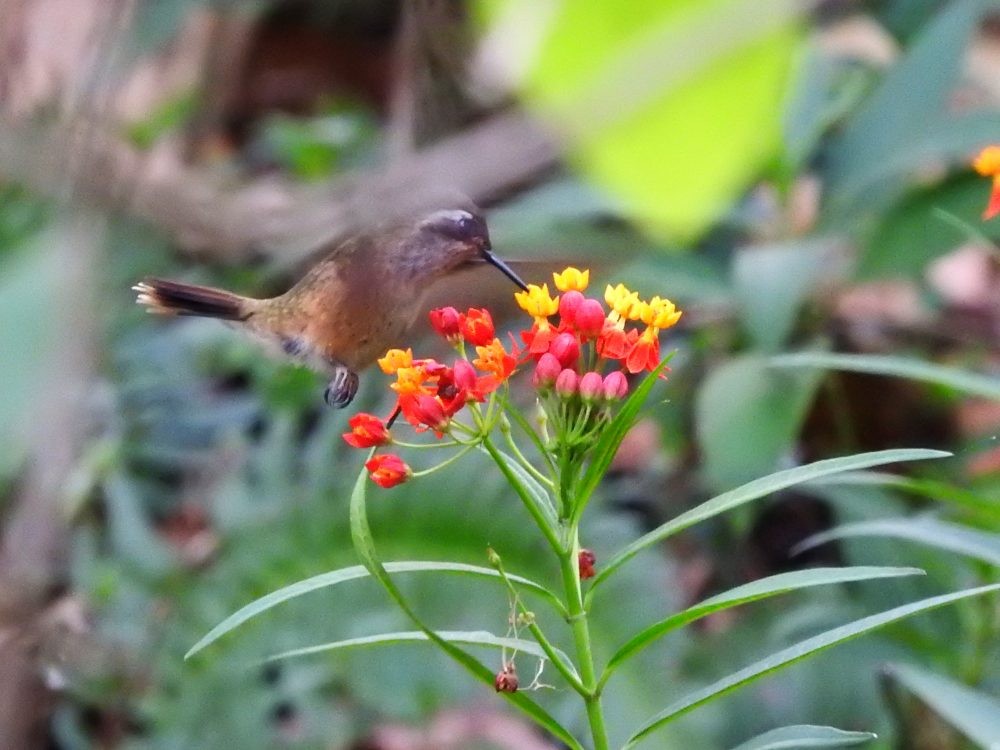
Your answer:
515,267 -> 681,450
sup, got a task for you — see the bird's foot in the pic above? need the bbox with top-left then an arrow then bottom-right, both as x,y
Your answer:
324,367 -> 359,408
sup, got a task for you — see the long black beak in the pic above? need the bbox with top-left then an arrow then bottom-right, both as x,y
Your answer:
481,245 -> 529,291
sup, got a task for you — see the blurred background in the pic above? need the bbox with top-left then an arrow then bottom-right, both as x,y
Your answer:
1,0 -> 999,748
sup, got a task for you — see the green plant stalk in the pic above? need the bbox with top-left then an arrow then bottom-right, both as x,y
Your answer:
560,529 -> 609,750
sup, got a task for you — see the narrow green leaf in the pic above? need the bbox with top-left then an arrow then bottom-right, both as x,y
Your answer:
887,663 -> 1000,748
622,582 -> 1000,749
266,629 -> 576,673
728,724 -> 876,750
348,467 -> 582,749
601,566 -> 922,685
797,517 -> 1000,567
592,449 -> 948,592
809,471 -> 1000,519
185,561 -> 563,659
575,356 -> 672,519
770,352 -> 1000,401
490,446 -> 558,526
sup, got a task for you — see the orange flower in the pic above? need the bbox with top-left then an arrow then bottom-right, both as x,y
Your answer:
365,453 -> 411,488
474,339 -> 517,382
625,328 -> 660,374
342,413 -> 390,448
391,364 -> 433,396
973,145 -> 1000,220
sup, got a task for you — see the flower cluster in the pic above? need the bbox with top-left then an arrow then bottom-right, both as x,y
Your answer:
343,267 -> 681,488
515,267 -> 681,452
974,145 -> 1000,221
342,308 -> 519,487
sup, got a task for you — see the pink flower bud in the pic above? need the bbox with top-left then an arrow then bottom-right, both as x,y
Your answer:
549,331 -> 580,368
558,290 -> 584,325
579,371 -> 604,402
602,370 -> 628,401
555,368 -> 578,398
533,352 -> 561,390
452,358 -> 478,392
575,299 -> 606,338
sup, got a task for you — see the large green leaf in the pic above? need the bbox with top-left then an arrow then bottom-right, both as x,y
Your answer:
600,566 -> 922,686
622,582 -> 1000,748
590,449 -> 948,593
798,517 -> 1000,568
186,560 -> 564,659
696,354 -> 823,490
823,0 -> 991,219
770,352 -> 1000,401
887,663 -> 1000,748
505,0 -> 802,238
728,724 -> 876,750
265,629 -> 576,674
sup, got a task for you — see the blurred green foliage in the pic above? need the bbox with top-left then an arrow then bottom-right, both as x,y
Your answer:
1,0 -> 999,748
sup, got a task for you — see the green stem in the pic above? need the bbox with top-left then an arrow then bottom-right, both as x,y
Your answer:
559,531 -> 609,750
501,418 -> 556,489
483,436 -> 562,554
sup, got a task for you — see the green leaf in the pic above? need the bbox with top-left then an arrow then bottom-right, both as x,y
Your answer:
621,582 -> 1000,748
266,630 -> 575,673
732,241 -> 830,352
591,449 -> 948,593
860,176 -> 1000,280
186,561 -> 564,659
600,566 -> 922,685
696,354 -> 823,490
811,471 -> 1000,520
770,352 -> 1000,401
823,0 -> 988,217
886,663 -> 1000,748
797,517 -> 1000,567
348,467 -> 582,749
514,0 -> 802,238
573,356 -> 672,521
728,724 -> 876,750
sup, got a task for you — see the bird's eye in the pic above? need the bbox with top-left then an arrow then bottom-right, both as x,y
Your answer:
422,209 -> 484,242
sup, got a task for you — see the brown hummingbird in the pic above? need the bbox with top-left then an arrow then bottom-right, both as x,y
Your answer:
133,208 -> 528,407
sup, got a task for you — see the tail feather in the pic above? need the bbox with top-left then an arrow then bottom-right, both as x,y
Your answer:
133,278 -> 251,321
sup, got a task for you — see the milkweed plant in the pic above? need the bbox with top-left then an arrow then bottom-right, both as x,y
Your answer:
187,254 -> 1000,748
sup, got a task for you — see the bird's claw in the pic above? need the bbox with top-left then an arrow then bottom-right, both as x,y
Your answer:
324,367 -> 359,408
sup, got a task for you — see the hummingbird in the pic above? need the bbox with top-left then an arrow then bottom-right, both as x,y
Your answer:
133,208 -> 528,407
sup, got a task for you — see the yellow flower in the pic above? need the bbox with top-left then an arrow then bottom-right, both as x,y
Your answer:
640,296 -> 682,329
553,266 -> 590,293
515,283 -> 559,319
378,348 -> 413,374
391,365 -> 430,395
604,283 -> 642,321
973,145 -> 1000,176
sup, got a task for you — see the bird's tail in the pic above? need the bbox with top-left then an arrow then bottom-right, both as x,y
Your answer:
133,278 -> 253,321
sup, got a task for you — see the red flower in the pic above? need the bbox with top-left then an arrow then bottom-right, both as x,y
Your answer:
342,413 -> 390,448
399,393 -> 451,435
533,352 -> 561,390
558,290 -> 584,325
596,324 -> 632,360
429,307 -> 462,340
460,308 -> 495,346
521,321 -> 557,355
625,330 -> 660,374
578,549 -> 596,580
365,453 -> 412,488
